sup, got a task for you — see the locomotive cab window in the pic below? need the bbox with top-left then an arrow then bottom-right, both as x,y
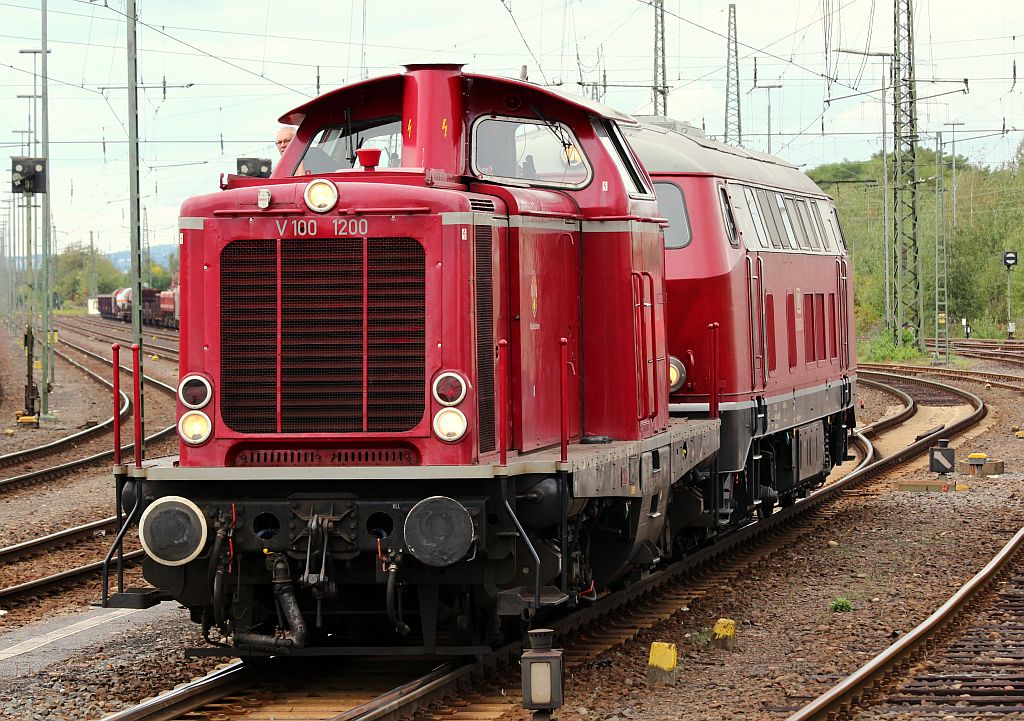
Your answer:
718,187 -> 739,247
654,181 -> 692,249
594,120 -> 653,197
299,116 -> 403,175
472,115 -> 591,188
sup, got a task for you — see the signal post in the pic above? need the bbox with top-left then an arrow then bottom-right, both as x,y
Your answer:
10,157 -> 46,423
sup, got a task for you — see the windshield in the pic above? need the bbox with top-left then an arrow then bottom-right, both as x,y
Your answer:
471,116 -> 590,188
296,117 -> 402,175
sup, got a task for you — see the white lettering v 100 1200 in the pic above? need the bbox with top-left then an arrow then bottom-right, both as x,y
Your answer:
275,218 -> 370,236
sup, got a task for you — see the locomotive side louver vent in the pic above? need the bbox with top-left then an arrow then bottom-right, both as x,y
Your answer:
220,237 -> 425,435
469,198 -> 496,213
475,225 -> 496,453
236,447 -> 420,466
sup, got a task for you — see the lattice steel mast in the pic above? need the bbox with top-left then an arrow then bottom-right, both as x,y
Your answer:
724,4 -> 742,146
892,0 -> 922,346
653,0 -> 668,116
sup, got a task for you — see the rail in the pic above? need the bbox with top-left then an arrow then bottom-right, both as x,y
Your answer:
0,347 -> 131,469
787,526 -> 1024,721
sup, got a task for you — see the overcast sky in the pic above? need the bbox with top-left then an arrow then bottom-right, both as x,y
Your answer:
0,0 -> 1020,256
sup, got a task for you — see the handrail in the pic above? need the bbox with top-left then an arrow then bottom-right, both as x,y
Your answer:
498,340 -> 509,465
708,323 -> 721,419
112,344 -> 122,466
559,338 -> 569,463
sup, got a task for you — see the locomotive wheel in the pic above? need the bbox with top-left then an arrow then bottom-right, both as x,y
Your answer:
780,493 -> 797,508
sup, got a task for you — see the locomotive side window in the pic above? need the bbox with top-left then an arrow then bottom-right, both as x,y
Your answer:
767,192 -> 793,249
301,117 -> 403,174
775,195 -> 802,250
594,120 -> 652,196
831,207 -> 849,250
718,187 -> 739,248
472,116 -> 591,188
654,182 -> 693,249
795,199 -> 822,250
755,188 -> 784,249
809,202 -> 833,251
742,187 -> 769,249
783,198 -> 811,250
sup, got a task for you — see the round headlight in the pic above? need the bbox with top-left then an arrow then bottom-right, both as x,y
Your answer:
178,375 -> 212,409
668,355 -> 686,392
178,410 -> 213,446
432,407 -> 468,443
303,179 -> 338,213
139,495 -> 208,566
432,372 -> 467,406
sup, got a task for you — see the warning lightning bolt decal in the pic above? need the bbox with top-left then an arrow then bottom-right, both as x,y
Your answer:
407,119 -> 413,138
441,118 -> 448,138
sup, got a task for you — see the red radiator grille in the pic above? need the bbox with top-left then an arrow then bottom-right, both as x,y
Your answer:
220,240 -> 277,433
220,237 -> 425,434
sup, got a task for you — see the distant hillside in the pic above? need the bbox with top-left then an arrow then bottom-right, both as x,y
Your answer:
107,243 -> 178,272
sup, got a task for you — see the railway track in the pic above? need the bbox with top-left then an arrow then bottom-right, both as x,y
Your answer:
100,371 -> 984,721
0,517 -> 145,605
56,317 -> 179,363
67,314 -> 180,343
0,345 -> 130,470
787,528 -> 1024,721
860,361 -> 1024,392
0,339 -> 180,602
0,338 -> 176,493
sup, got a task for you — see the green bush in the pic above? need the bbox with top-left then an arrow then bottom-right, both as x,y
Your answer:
857,330 -> 928,363
830,597 -> 854,613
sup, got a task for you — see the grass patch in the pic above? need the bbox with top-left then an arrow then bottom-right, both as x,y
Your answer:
829,597 -> 854,613
689,629 -> 712,645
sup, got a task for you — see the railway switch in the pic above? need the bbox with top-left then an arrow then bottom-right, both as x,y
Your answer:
521,628 -> 563,720
929,439 -> 955,475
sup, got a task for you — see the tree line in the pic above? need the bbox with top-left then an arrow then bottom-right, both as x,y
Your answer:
809,140 -> 1024,340
48,243 -> 176,305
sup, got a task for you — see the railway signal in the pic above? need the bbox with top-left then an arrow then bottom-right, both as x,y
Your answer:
1005,251 -> 1017,338
11,157 -> 47,423
236,158 -> 272,178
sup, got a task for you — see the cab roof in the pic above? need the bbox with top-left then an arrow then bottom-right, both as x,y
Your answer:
278,65 -> 637,127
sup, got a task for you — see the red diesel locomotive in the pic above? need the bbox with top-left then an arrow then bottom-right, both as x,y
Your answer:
116,65 -> 852,655
626,118 -> 856,523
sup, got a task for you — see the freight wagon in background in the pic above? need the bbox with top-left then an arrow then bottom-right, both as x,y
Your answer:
93,285 -> 179,328
106,63 -> 855,658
